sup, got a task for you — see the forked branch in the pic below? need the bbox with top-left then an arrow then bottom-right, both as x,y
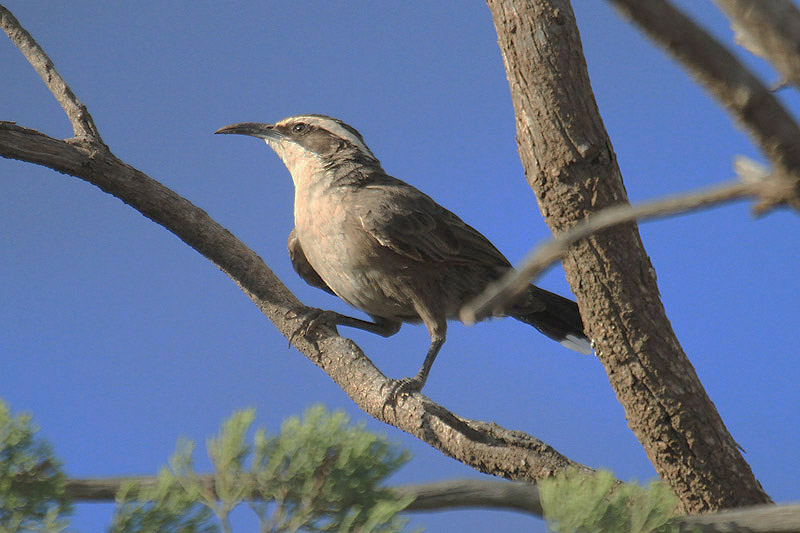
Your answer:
0,5 -> 102,143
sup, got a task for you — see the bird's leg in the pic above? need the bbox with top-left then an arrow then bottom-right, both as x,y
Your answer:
386,319 -> 447,403
286,308 -> 400,346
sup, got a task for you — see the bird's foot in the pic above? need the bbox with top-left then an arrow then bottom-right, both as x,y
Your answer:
285,307 -> 340,347
384,375 -> 425,406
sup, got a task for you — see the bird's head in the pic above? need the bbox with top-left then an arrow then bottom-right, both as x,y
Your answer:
215,115 -> 379,186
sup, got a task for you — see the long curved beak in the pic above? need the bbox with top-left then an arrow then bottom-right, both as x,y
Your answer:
214,122 -> 281,140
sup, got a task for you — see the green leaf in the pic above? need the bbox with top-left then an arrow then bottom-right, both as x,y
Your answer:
251,404 -> 412,532
207,408 -> 255,513
110,467 -> 218,533
0,398 -> 71,532
112,405 -> 413,532
539,469 -> 680,533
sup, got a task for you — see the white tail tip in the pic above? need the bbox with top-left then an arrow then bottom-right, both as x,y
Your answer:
560,334 -> 593,355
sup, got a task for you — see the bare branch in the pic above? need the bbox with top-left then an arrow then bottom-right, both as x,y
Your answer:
0,5 -> 103,143
0,123 -> 590,485
62,474 -> 800,531
607,0 -> 800,175
395,479 -> 543,516
462,174 -> 791,324
0,3 -> 600,486
65,476 -> 545,516
681,502 -> 800,533
712,0 -> 800,90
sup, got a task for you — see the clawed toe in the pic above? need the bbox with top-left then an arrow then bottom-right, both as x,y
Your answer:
287,308 -> 339,347
384,376 -> 424,406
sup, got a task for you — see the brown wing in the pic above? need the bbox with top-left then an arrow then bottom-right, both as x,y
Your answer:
356,180 -> 512,268
287,228 -> 336,295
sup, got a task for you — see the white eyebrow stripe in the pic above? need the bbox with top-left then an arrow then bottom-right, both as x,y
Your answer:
283,115 -> 376,159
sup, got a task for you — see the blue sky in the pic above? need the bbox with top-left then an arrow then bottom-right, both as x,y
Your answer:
1,2 -> 798,531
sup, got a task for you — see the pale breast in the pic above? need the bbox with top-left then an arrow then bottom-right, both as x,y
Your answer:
293,187 -> 419,320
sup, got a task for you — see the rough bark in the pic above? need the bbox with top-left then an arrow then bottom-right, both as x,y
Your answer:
0,6 -> 101,142
485,0 -> 771,513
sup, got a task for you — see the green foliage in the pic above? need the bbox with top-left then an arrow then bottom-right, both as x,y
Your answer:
539,469 -> 680,533
112,405 -> 413,532
0,399 -> 71,532
109,466 -> 218,533
250,404 -> 413,532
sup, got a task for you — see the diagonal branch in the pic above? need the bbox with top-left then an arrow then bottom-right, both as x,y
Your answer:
0,6 -> 592,483
0,4 -> 103,143
607,0 -> 800,177
462,171 -> 794,323
473,0 -> 800,346
0,121 -> 591,485
712,0 -> 800,91
477,0 -> 800,315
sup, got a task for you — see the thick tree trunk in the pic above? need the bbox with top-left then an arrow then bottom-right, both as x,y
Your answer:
486,0 -> 771,513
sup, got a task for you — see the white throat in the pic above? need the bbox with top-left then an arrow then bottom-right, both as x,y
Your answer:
265,139 -> 327,190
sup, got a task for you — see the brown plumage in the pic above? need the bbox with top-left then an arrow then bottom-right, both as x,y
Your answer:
217,114 -> 591,397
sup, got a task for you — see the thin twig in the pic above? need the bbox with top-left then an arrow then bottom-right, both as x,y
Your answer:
0,5 -> 103,143
394,479 -> 543,516
461,177 -> 770,324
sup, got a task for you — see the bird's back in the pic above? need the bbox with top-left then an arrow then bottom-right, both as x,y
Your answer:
294,172 -> 514,320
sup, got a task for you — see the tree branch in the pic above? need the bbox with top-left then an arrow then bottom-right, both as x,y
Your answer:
462,170 -> 792,323
712,0 -> 800,91
474,0 -> 800,316
0,5 -> 103,143
681,502 -> 800,533
394,479 -> 543,516
65,476 -> 545,517
64,474 -> 800,531
0,122 -> 587,487
0,6 -> 592,487
607,0 -> 800,182
485,0 -> 771,513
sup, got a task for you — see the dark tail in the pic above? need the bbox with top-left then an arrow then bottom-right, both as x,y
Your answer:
510,285 -> 592,355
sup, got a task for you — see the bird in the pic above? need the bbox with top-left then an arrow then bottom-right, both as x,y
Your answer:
215,114 -> 591,397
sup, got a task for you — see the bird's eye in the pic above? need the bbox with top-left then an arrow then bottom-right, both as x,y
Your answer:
291,123 -> 307,134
